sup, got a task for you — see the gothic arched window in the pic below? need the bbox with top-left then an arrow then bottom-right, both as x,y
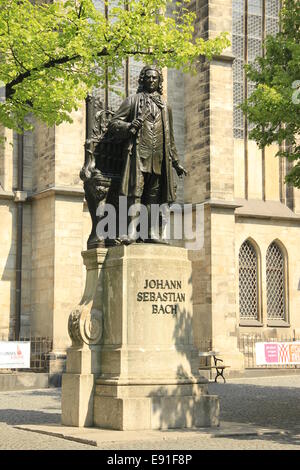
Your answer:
239,240 -> 260,321
266,242 -> 287,322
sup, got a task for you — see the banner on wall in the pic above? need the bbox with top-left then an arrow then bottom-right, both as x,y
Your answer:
0,341 -> 30,368
255,342 -> 300,365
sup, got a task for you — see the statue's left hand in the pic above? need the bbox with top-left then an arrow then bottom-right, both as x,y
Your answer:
174,163 -> 187,177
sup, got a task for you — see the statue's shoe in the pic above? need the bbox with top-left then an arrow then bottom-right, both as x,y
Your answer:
118,235 -> 138,245
143,238 -> 169,245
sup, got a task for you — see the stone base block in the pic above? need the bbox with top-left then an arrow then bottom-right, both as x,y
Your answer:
94,382 -> 219,431
66,347 -> 101,375
61,373 -> 94,427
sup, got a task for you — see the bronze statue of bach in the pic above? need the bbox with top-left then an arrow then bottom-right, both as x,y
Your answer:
109,65 -> 186,242
81,65 -> 186,247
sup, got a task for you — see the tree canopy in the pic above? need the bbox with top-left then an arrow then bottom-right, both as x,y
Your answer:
241,0 -> 300,188
0,0 -> 229,132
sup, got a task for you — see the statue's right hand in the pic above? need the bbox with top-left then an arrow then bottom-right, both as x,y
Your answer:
130,119 -> 143,131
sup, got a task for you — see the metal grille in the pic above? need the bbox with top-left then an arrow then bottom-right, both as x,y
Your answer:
22,336 -> 52,371
266,0 -> 280,36
266,242 -> 286,320
239,240 -> 259,320
238,333 -> 299,369
233,0 -> 245,139
247,0 -> 262,132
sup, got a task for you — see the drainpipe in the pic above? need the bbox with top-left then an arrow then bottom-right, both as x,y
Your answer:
14,131 -> 24,341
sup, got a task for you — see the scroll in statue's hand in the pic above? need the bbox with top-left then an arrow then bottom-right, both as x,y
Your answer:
129,119 -> 143,134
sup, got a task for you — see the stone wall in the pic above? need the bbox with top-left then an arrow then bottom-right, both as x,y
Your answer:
54,108 -> 85,187
0,128 -> 13,192
184,57 -> 210,204
265,144 -> 280,201
0,199 -> 15,338
31,194 -> 55,339
33,122 -> 55,193
52,195 -> 85,351
188,204 -> 212,342
20,203 -> 32,336
295,188 -> 300,215
209,57 -> 234,201
235,216 -> 300,338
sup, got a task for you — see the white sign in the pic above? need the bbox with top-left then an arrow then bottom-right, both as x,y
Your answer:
255,342 -> 300,365
0,341 -> 30,369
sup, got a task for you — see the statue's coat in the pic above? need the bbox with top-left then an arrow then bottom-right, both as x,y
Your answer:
108,92 -> 179,203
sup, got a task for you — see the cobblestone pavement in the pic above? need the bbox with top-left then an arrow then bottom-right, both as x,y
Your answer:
0,374 -> 299,450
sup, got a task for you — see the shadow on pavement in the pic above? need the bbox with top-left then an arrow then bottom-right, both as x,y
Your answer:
0,409 -> 61,426
222,431 -> 300,448
24,389 -> 61,400
208,381 -> 300,447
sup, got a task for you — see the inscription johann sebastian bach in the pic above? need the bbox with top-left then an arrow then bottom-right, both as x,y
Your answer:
136,279 -> 185,315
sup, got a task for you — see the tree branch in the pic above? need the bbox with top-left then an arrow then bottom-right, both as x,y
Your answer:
4,46 -> 176,99
77,1 -> 83,19
5,53 -> 82,98
9,44 -> 30,73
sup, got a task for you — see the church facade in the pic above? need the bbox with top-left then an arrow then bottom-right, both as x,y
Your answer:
0,0 -> 299,376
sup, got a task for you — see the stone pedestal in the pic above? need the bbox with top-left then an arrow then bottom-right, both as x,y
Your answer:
92,244 -> 219,430
62,244 -> 219,430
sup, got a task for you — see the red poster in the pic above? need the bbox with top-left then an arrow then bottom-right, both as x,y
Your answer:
264,343 -> 278,363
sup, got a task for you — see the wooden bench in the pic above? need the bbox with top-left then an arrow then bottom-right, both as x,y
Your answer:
198,351 -> 230,383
